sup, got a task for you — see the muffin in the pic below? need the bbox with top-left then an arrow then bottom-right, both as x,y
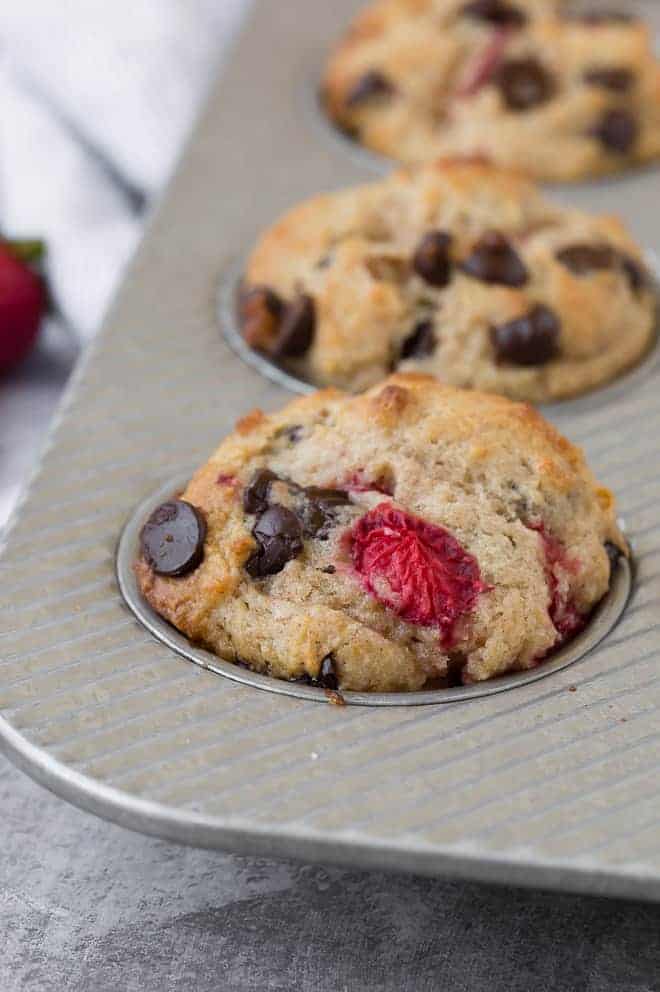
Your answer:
136,374 -> 626,692
322,0 -> 660,181
239,159 -> 654,401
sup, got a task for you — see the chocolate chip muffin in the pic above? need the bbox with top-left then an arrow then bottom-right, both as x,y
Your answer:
322,0 -> 660,181
240,159 -> 655,401
136,374 -> 626,692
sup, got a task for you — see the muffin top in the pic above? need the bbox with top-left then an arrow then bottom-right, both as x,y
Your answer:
322,0 -> 660,181
241,159 -> 654,401
136,374 -> 625,692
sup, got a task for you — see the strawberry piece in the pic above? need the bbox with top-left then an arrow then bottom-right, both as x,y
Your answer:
456,28 -> 511,98
528,522 -> 583,639
0,239 -> 47,372
350,503 -> 488,646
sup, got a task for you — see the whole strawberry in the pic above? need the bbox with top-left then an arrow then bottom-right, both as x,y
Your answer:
0,239 -> 47,373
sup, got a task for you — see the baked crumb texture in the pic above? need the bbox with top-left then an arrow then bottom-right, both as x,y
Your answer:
241,159 -> 655,401
136,375 -> 626,692
322,0 -> 660,181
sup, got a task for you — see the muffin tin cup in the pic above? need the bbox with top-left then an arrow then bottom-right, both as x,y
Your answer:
219,251 -> 660,418
117,473 -> 633,707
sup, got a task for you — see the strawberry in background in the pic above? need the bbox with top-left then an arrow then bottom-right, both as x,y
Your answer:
0,238 -> 47,373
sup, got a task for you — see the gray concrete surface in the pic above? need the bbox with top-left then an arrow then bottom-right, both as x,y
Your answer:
2,754 -> 659,992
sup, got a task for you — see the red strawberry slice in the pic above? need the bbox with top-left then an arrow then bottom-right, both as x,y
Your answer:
350,503 -> 489,646
0,239 -> 47,373
528,521 -> 583,639
456,28 -> 511,98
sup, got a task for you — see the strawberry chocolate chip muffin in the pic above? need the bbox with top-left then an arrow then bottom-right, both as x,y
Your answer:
135,375 -> 626,692
322,0 -> 660,181
239,159 -> 655,401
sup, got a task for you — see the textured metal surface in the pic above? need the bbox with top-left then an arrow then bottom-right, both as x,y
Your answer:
118,474 -> 633,707
1,0 -> 660,902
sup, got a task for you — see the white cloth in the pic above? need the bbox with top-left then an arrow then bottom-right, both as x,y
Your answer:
0,0 -> 251,528
0,0 -> 250,337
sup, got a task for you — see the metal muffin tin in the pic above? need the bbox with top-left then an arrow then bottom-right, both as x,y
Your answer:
117,474 -> 633,707
2,0 -> 660,902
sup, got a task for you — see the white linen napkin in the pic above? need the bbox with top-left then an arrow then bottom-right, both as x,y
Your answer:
0,0 -> 250,338
0,0 -> 251,529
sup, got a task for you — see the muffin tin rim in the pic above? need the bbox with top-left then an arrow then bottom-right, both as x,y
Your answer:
218,251 -> 660,416
117,472 -> 633,708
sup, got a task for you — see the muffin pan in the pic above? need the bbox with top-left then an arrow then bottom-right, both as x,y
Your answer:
2,0 -> 660,902
117,474 -> 633,706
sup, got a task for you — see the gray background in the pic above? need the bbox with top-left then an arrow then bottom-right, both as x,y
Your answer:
3,758 -> 660,992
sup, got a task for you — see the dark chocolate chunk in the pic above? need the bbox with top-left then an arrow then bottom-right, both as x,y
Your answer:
605,541 -> 622,575
605,541 -> 623,578
243,468 -> 279,515
446,653 -> 467,688
316,654 -> 339,690
400,320 -> 437,359
140,500 -> 206,577
301,486 -> 352,539
274,295 -> 316,358
285,424 -> 305,443
556,243 -> 647,293
245,505 -> 304,577
461,231 -> 528,287
583,67 -> 634,92
592,108 -> 638,154
461,0 -> 525,26
346,70 -> 395,107
556,243 -> 617,275
496,57 -> 555,111
622,255 -> 647,294
238,285 -> 284,349
412,230 -> 453,288
321,565 -> 336,574
491,304 -> 560,365
299,654 -> 340,690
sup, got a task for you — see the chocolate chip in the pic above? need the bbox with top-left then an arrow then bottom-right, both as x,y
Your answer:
400,320 -> 437,359
239,285 -> 284,350
412,231 -> 453,288
461,0 -> 525,26
321,565 -> 336,574
496,57 -> 555,111
296,654 -> 340,690
491,304 -> 560,366
583,67 -> 634,92
556,243 -> 617,275
622,255 -> 647,294
273,295 -> 316,358
446,653 -> 467,688
245,505 -> 304,577
140,500 -> 206,577
243,468 -> 279,515
461,231 -> 528,287
346,70 -> 395,107
592,108 -> 638,154
556,243 -> 647,293
301,486 -> 351,539
285,424 -> 304,443
605,541 -> 622,575
316,654 -> 339,690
